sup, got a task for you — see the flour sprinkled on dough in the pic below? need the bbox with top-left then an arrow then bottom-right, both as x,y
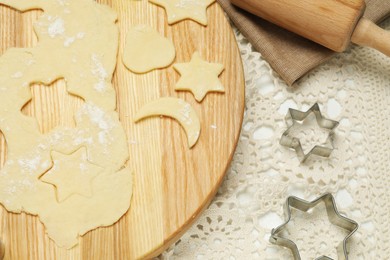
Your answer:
91,54 -> 109,92
18,156 -> 42,172
11,72 -> 23,79
48,17 -> 65,38
0,0 -> 132,248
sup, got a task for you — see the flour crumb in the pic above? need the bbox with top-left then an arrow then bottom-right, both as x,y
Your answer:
94,81 -> 107,93
77,32 -> 86,39
174,0 -> 201,9
98,131 -> 107,144
79,103 -> 114,130
48,18 -> 65,38
5,185 -> 17,195
178,103 -> 192,125
64,32 -> 85,47
64,37 -> 75,47
41,160 -> 51,169
18,156 -> 41,172
57,0 -> 69,6
80,163 -> 88,172
26,59 -> 36,66
91,54 -> 109,92
38,143 -> 47,150
91,54 -> 108,79
210,124 -> 217,129
73,136 -> 93,145
11,72 -> 23,79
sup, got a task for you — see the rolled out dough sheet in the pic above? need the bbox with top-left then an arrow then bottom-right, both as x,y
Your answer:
0,0 -> 132,248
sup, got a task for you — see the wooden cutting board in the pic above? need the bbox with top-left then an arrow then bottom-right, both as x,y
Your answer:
0,0 -> 245,259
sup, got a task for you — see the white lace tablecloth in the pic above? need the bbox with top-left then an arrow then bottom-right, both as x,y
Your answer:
159,18 -> 390,259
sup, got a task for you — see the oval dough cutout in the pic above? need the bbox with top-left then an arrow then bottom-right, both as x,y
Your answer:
123,25 -> 176,73
134,97 -> 201,148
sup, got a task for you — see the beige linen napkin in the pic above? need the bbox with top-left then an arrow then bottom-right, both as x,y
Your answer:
218,0 -> 390,85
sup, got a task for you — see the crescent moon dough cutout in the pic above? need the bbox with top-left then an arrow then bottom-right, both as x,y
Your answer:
134,97 -> 201,148
123,25 -> 176,73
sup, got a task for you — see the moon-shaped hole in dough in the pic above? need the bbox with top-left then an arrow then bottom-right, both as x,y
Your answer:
0,8 -> 42,52
0,131 -> 7,170
21,79 -> 85,134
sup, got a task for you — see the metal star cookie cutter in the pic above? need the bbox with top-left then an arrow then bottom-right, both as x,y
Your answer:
270,193 -> 359,260
280,103 -> 339,163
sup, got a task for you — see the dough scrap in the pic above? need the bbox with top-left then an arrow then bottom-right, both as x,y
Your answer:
148,0 -> 216,25
0,0 -> 132,248
123,25 -> 176,73
174,52 -> 225,102
134,97 -> 201,148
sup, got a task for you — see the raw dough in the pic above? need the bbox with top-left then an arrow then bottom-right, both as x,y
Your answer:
174,52 -> 225,102
0,0 -> 132,248
40,147 -> 103,202
148,0 -> 216,26
134,97 -> 201,148
123,25 -> 176,73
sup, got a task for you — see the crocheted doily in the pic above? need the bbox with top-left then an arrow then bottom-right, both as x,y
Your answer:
158,18 -> 390,259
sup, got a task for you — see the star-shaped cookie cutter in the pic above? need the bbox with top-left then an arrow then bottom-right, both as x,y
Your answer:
270,193 -> 359,260
280,103 -> 339,163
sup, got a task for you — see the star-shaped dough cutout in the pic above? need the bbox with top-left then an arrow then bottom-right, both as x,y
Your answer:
40,147 -> 103,202
173,52 -> 224,102
148,0 -> 216,26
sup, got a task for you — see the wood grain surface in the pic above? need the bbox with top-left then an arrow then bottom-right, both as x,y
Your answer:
231,0 -> 365,52
351,17 -> 390,57
0,1 -> 245,259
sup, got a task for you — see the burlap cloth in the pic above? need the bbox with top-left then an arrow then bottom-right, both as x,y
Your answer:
218,0 -> 390,85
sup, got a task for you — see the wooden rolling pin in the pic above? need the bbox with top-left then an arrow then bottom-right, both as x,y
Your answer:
230,0 -> 390,56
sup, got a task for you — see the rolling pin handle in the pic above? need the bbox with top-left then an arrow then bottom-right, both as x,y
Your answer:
351,17 -> 390,57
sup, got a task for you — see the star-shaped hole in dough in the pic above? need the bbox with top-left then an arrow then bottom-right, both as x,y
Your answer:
173,52 -> 224,102
149,0 -> 216,25
40,147 -> 103,203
